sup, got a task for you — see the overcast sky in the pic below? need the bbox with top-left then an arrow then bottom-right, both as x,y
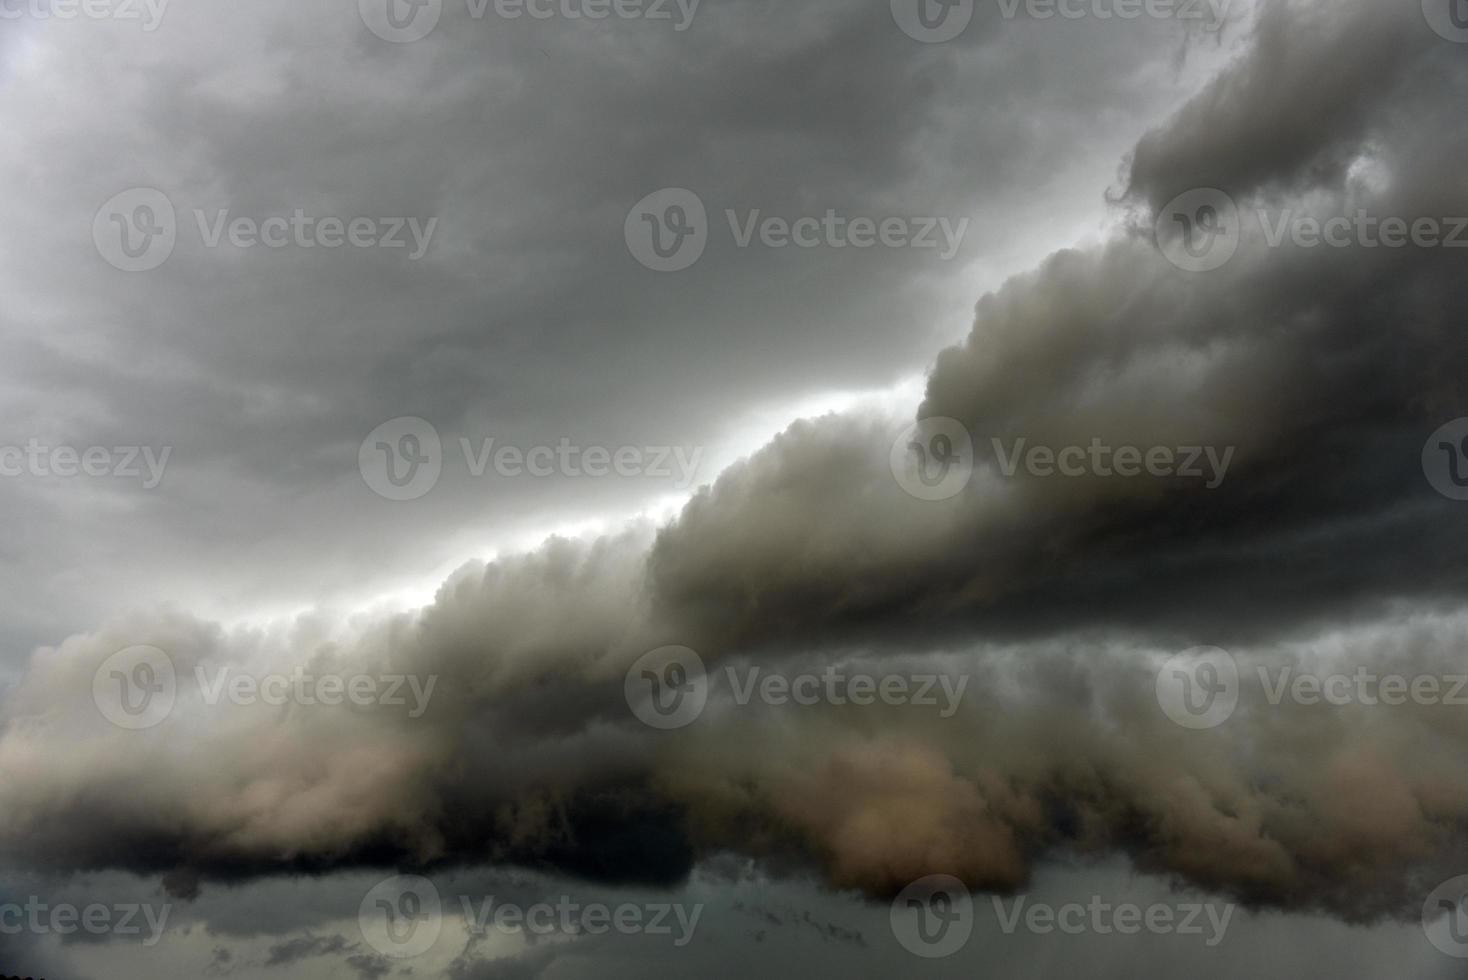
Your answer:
2,0 -> 1468,977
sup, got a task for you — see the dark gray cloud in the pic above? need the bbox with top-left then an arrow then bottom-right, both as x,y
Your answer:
0,0 -> 1216,668
4,0 -> 1468,924
2,0 -> 1466,977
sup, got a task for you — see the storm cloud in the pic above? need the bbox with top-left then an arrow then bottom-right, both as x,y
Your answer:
1,0 -> 1466,946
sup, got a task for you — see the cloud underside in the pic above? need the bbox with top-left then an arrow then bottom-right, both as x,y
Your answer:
3,0 -> 1467,924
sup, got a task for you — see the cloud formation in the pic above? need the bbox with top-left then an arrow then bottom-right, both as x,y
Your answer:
2,0 -> 1466,931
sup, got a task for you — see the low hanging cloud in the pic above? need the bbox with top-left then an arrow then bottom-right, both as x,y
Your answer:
1,0 -> 1466,927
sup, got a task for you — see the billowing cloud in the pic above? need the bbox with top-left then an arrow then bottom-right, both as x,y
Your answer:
1,0 -> 1466,934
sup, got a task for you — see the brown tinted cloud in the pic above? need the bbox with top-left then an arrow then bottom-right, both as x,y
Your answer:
2,0 -> 1465,926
